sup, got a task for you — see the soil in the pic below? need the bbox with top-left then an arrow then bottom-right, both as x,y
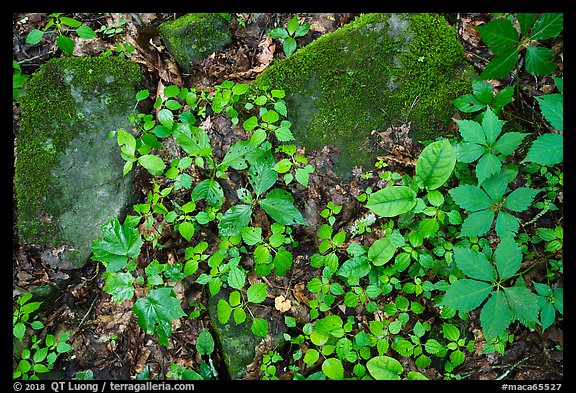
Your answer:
12,12 -> 563,381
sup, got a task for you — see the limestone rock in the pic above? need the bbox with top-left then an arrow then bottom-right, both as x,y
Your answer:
254,13 -> 475,179
15,56 -> 142,270
159,13 -> 232,72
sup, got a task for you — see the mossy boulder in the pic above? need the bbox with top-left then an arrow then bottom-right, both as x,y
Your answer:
208,290 -> 257,379
15,56 -> 142,270
253,13 -> 475,179
159,13 -> 232,72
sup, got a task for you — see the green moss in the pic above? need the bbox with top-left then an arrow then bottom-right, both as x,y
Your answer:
254,13 -> 475,178
15,55 -> 142,245
159,13 -> 231,72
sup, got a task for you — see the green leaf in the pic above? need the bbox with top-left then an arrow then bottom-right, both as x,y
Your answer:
158,108 -> 174,129
476,153 -> 501,185
442,323 -> 460,342
26,29 -> 44,44
241,226 -> 262,246
251,317 -> 269,338
366,356 -> 403,380
304,348 -> 320,365
337,256 -> 371,281
472,80 -> 494,104
525,46 -> 556,76
503,187 -> 540,212
283,37 -> 297,57
454,119 -> 486,145
460,209 -> 494,237
529,13 -> 563,40
196,329 -> 214,355
322,358 -> 344,380
449,185 -> 493,212
268,27 -> 288,39
243,116 -> 259,131
228,267 -> 246,290
138,155 -> 166,176
368,238 -> 396,266
56,35 -> 75,55
504,286 -> 540,325
247,283 -> 267,304
450,350 -> 466,367
493,86 -> 515,111
273,248 -> 293,276
517,13 -> 537,37
455,142 -> 484,163
480,48 -> 519,80
522,133 -> 563,165
259,195 -> 307,226
480,290 -> 512,341
476,18 -> 519,53
494,234 -> 522,281
366,186 -> 417,218
286,16 -> 299,36
452,94 -> 486,113
191,179 -> 224,208
540,301 -> 556,331
233,307 -> 247,324
535,94 -> 563,131
178,221 -> 195,242
295,167 -> 311,187
218,204 -> 252,237
249,156 -> 278,197
103,272 -> 135,303
91,218 -> 143,272
59,17 -> 82,27
482,107 -> 505,145
262,109 -> 279,124
217,299 -> 232,324
424,339 -> 446,356
453,247 -> 497,282
220,140 -> 256,170
493,132 -> 528,155
76,25 -> 98,39
495,211 -> 520,238
416,139 -> 456,190
133,288 -> 185,345
440,279 -> 493,313
13,322 -> 26,341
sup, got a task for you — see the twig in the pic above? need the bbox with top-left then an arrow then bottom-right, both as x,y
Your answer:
77,294 -> 99,329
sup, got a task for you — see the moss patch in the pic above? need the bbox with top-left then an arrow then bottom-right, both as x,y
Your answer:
15,55 -> 142,269
254,13 -> 475,179
159,13 -> 231,72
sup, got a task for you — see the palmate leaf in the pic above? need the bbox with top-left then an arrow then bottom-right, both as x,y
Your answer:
453,119 -> 486,145
449,185 -> 493,212
495,211 -> 520,238
133,288 -> 185,346
476,18 -> 519,53
494,234 -> 522,281
455,142 -> 484,163
535,94 -> 563,131
503,187 -> 540,212
529,13 -> 563,40
476,153 -> 501,185
366,186 -> 417,217
415,139 -> 456,190
453,247 -> 497,283
504,286 -> 540,325
480,290 -> 512,341
91,218 -> 143,272
482,107 -> 506,145
103,272 -> 135,303
480,48 -> 519,80
522,133 -> 563,165
493,132 -> 528,155
440,279 -> 493,313
525,46 -> 556,76
460,209 -> 494,237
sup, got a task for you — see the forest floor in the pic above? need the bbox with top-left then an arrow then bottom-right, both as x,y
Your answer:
12,12 -> 563,381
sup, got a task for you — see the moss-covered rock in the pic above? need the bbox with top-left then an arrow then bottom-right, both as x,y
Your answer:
208,290 -> 257,379
15,55 -> 142,270
253,13 -> 475,179
159,13 -> 232,72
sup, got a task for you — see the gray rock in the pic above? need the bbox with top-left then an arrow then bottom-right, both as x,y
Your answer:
15,56 -> 142,270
